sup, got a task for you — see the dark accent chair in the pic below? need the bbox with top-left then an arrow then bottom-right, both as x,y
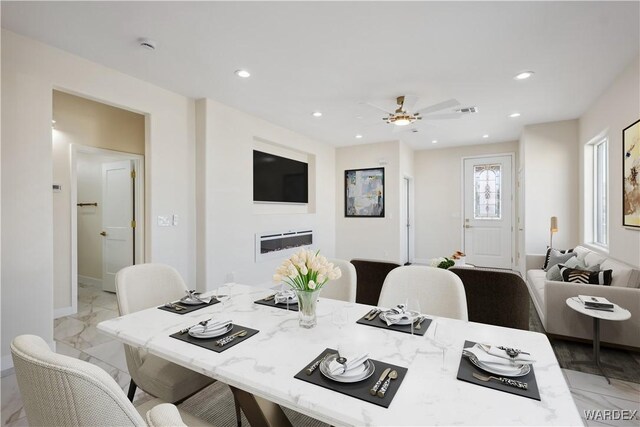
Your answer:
350,259 -> 401,305
449,267 -> 530,330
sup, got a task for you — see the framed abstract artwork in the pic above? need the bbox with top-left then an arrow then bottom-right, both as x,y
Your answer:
623,119 -> 640,228
345,167 -> 385,217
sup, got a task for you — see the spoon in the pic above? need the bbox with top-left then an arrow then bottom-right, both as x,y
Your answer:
377,370 -> 398,397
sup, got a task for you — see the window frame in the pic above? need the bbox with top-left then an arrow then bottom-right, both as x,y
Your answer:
591,137 -> 608,248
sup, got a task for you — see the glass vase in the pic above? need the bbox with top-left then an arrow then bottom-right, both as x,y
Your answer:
295,289 -> 321,329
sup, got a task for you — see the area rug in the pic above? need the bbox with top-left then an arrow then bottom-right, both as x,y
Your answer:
179,381 -> 329,427
528,299 -> 640,383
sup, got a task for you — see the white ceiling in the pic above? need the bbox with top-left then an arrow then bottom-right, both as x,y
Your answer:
2,1 -> 639,149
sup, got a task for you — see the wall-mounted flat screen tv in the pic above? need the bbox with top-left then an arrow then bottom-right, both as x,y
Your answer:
253,150 -> 308,203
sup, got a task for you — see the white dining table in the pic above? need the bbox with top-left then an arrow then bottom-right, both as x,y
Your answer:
97,284 -> 583,426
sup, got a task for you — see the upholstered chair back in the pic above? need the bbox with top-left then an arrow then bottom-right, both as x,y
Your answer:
116,263 -> 188,315
378,266 -> 469,321
321,259 -> 357,303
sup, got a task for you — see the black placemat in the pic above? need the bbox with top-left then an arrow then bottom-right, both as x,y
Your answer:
294,348 -> 408,408
170,324 -> 258,353
158,298 -> 219,315
356,310 -> 431,336
456,340 -> 540,401
254,296 -> 299,312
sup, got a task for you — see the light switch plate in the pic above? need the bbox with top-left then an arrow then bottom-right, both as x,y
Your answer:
157,215 -> 171,227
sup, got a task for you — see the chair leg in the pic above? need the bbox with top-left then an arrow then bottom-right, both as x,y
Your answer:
127,380 -> 137,402
234,394 -> 242,427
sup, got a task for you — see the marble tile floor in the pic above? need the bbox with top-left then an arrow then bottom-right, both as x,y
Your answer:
2,284 -> 639,427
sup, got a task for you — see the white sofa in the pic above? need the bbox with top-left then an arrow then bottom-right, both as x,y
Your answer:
526,245 -> 640,349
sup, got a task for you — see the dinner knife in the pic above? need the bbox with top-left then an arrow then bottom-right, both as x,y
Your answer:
363,308 -> 376,320
369,367 -> 391,395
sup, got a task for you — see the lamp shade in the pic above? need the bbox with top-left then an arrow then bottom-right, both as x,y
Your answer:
550,216 -> 558,232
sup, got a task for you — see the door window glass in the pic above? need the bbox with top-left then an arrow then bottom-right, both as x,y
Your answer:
474,164 -> 501,219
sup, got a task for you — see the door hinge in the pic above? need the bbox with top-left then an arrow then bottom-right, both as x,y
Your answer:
131,220 -> 136,228
131,170 -> 136,179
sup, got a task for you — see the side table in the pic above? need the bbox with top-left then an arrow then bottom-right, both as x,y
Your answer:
565,297 -> 631,383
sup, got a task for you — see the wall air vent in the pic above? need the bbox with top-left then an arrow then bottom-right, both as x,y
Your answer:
456,106 -> 478,114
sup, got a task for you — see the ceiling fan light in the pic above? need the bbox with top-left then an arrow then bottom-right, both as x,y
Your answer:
394,118 -> 412,126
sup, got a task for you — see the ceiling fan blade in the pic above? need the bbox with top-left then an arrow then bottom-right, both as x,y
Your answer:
361,101 -> 394,115
416,98 -> 460,115
423,113 -> 464,120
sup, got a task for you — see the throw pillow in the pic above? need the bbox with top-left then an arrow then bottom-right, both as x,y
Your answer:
542,247 -> 574,270
544,251 -> 577,271
559,265 -> 613,285
545,257 -> 588,281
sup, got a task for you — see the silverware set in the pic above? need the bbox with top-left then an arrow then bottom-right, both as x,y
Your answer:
216,330 -> 247,347
364,308 -> 382,320
305,354 -> 328,375
369,367 -> 398,398
262,294 -> 276,301
164,302 -> 186,311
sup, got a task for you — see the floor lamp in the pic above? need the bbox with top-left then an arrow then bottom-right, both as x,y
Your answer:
550,216 -> 558,248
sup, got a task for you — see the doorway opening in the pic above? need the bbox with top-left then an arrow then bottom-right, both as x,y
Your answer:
401,176 -> 414,265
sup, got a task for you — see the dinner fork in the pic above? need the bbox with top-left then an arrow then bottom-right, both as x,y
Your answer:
472,372 -> 528,390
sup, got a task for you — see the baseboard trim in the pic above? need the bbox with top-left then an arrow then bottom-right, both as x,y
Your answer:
78,275 -> 102,288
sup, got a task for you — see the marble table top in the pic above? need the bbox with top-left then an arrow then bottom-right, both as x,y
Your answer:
98,284 -> 583,426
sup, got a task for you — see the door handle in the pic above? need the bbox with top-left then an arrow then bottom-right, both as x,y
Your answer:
100,231 -> 107,236
464,225 -> 472,228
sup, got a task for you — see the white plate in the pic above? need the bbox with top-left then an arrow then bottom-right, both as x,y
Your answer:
188,323 -> 233,339
463,350 -> 531,377
180,296 -> 206,305
319,354 -> 375,383
379,310 -> 420,325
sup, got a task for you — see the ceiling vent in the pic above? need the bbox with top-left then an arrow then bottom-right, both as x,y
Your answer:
455,106 -> 478,114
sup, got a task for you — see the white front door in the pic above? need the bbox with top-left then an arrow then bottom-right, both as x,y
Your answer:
463,155 -> 513,269
101,160 -> 134,292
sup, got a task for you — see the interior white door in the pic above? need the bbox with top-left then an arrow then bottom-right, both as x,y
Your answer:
463,155 -> 513,269
102,160 -> 134,292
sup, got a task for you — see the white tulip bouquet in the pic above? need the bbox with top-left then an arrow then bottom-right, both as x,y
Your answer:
273,249 -> 342,291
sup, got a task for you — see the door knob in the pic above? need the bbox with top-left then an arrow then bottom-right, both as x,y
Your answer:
464,225 -> 472,228
100,231 -> 107,236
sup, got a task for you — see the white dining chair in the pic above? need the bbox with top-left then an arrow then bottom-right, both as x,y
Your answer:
321,259 -> 357,303
115,263 -> 215,403
378,265 -> 469,320
10,334 -> 214,427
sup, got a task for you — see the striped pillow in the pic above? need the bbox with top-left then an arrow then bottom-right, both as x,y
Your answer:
559,265 -> 612,286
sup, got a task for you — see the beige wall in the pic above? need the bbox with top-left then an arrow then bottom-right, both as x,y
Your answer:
335,140 -> 411,264
413,141 -> 518,262
579,56 -> 640,267
52,91 -> 144,307
521,120 -> 580,255
76,154 -> 103,281
2,30 -> 196,367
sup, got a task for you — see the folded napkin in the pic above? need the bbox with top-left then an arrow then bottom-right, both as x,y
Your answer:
328,352 -> 370,376
465,344 -> 531,376
189,319 -> 232,335
274,289 -> 297,304
183,291 -> 213,304
480,343 -> 535,363
383,304 -> 411,326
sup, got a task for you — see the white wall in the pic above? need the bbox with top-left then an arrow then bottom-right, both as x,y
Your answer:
1,30 -> 196,367
76,155 -> 103,282
197,98 -> 336,289
335,140 -> 402,263
413,141 -> 519,261
521,120 -> 580,254
579,56 -> 640,267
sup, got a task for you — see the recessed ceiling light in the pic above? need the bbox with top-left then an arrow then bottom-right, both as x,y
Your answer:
355,134 -> 363,139
514,71 -> 534,80
235,69 -> 251,78
432,140 -> 438,144
509,112 -> 521,118
312,111 -> 322,117
482,134 -> 489,138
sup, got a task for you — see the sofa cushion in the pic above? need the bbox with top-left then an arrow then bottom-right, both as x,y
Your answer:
527,269 -> 547,307
545,250 -> 577,271
573,246 -> 591,263
600,259 -> 636,287
559,265 -> 612,285
584,251 -> 607,268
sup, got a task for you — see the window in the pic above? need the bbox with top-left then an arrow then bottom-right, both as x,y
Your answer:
474,164 -> 501,219
593,138 -> 608,246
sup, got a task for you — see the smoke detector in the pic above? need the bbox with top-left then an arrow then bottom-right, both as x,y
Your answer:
139,38 -> 157,50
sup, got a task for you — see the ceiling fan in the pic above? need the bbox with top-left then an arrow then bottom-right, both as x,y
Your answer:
365,95 -> 477,130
